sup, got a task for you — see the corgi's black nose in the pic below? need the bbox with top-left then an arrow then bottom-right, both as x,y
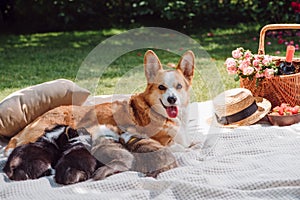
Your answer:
167,96 -> 177,104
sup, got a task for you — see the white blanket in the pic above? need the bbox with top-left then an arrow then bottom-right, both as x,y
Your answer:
1,99 -> 300,200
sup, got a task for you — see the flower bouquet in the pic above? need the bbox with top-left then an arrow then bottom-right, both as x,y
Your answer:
224,47 -> 278,85
225,45 -> 300,107
227,24 -> 300,108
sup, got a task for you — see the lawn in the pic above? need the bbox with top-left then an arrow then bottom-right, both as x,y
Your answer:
1,23 -> 297,102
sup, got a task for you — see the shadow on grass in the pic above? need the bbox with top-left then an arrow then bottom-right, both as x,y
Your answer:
0,30 -> 111,89
0,23 -> 263,101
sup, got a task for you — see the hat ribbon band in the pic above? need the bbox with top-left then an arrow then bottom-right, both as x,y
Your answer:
216,101 -> 258,125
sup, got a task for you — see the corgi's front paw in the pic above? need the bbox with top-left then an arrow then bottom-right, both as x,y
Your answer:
4,137 -> 18,157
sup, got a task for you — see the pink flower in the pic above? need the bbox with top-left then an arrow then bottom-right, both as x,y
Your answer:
278,38 -> 284,44
244,50 -> 252,59
255,72 -> 265,79
252,59 -> 260,67
232,48 -> 243,59
291,1 -> 300,13
254,54 -> 261,60
207,32 -> 214,37
255,65 -> 262,71
264,68 -> 275,78
275,50 -> 281,55
225,58 -> 236,67
262,55 -> 272,66
225,58 -> 237,74
243,67 -> 254,76
226,66 -> 237,75
238,59 -> 251,70
267,41 -> 272,45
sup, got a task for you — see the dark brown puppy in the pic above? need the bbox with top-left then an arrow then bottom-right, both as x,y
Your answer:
3,125 -> 67,180
54,127 -> 102,185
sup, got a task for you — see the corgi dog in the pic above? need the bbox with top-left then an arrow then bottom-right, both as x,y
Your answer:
5,50 -> 195,156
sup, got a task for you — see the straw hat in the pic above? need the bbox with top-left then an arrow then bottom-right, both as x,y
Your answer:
212,88 -> 271,127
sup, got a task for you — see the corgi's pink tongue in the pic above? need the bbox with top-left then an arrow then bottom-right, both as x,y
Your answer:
166,106 -> 178,118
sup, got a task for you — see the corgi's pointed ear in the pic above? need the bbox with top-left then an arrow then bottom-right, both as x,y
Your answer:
177,50 -> 195,84
144,50 -> 163,83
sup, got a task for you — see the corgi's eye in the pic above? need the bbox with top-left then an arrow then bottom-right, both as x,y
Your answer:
158,85 -> 167,90
176,84 -> 182,89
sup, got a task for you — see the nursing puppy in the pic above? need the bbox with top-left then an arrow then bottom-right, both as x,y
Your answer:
3,125 -> 69,180
54,127 -> 101,185
5,50 -> 195,159
119,131 -> 178,177
91,125 -> 134,180
91,125 -> 177,179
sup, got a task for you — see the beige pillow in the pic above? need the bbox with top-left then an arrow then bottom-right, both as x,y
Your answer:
0,79 -> 90,137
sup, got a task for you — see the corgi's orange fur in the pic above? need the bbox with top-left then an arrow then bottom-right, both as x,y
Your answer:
5,50 -> 195,154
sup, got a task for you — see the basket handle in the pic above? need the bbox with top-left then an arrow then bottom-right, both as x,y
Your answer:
258,24 -> 300,55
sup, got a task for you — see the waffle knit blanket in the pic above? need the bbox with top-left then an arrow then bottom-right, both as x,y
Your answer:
1,100 -> 300,200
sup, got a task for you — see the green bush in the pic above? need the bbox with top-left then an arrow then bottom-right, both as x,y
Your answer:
0,0 -> 297,33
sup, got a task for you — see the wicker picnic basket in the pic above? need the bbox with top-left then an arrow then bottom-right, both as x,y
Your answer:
240,24 -> 300,107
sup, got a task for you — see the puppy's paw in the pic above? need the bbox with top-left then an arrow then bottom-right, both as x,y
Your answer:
145,160 -> 178,178
55,167 -> 88,185
4,168 -> 28,181
93,160 -> 131,180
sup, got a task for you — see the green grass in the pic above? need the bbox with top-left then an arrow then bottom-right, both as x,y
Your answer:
1,23 -> 291,102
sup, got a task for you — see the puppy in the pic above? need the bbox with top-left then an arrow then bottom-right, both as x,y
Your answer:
91,125 -> 177,179
119,132 -> 178,178
3,125 -> 67,180
54,127 -> 101,185
6,50 -> 195,155
91,125 -> 135,180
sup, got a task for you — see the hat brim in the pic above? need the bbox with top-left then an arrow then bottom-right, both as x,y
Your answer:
211,96 -> 271,128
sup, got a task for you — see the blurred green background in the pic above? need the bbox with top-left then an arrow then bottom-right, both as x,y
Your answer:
0,0 -> 299,101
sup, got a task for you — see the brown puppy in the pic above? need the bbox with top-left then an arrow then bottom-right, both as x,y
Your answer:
119,131 -> 178,177
5,50 -> 195,155
91,125 -> 177,179
54,127 -> 100,185
3,125 -> 71,180
91,125 -> 134,180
